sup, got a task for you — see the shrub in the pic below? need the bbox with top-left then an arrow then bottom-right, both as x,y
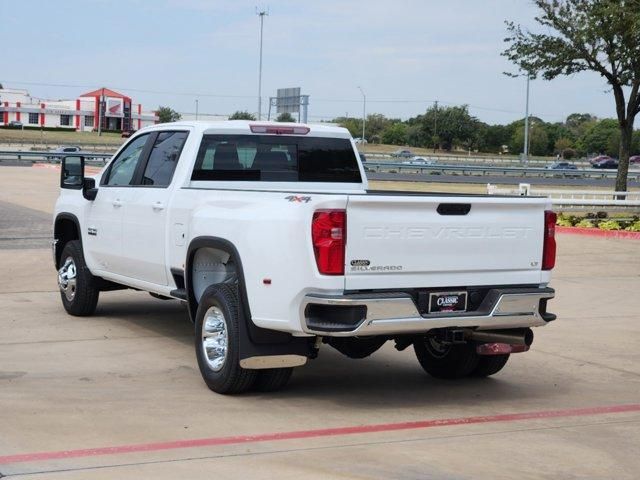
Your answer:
598,220 -> 621,230
556,213 -> 577,227
625,220 -> 640,232
575,219 -> 595,228
562,148 -> 576,159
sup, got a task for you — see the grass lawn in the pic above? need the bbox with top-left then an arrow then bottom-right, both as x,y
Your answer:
0,128 -> 124,147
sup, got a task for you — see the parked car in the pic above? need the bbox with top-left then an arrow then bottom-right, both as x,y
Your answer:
53,121 -> 556,394
358,153 -> 367,163
546,162 -> 577,170
353,137 -> 367,145
592,158 -> 619,169
121,130 -> 135,138
629,155 -> 640,165
8,120 -> 23,128
391,149 -> 414,158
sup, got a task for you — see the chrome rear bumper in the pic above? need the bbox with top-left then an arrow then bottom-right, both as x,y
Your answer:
301,287 -> 555,337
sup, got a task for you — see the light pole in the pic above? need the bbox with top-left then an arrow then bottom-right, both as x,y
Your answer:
357,86 -> 366,142
257,9 -> 268,120
195,99 -> 199,120
523,75 -> 531,163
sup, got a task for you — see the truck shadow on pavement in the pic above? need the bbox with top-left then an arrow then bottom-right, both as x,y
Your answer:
91,294 -> 563,408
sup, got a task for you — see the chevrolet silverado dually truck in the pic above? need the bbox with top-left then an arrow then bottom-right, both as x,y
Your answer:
53,121 -> 557,394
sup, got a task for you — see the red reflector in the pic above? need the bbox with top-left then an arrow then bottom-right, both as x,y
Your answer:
250,124 -> 310,135
542,210 -> 557,270
476,343 -> 531,356
312,210 -> 346,275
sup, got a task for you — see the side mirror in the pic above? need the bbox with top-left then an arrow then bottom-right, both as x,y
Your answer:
83,177 -> 98,201
60,156 -> 84,189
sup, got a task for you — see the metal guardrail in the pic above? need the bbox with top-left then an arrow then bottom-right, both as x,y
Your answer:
362,152 -> 592,168
487,183 -> 640,211
1,150 -> 639,183
365,161 -> 640,181
0,150 -> 112,164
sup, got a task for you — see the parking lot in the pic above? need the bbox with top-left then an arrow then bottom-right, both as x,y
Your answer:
1,165 -> 639,479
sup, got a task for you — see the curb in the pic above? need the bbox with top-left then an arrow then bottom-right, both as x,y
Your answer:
557,226 -> 640,240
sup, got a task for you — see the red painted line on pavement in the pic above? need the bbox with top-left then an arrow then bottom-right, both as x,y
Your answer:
557,226 -> 640,240
1,403 -> 639,465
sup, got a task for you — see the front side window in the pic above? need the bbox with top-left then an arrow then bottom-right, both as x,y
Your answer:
191,135 -> 361,183
140,131 -> 188,187
103,134 -> 150,186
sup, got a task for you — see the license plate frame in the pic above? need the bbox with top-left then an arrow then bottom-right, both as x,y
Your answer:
428,291 -> 468,314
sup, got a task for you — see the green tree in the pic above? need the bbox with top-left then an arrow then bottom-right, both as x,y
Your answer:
482,124 -> 516,153
554,137 -> 574,153
510,124 -> 549,156
565,113 -> 597,137
275,112 -> 295,122
503,0 -> 640,191
381,123 -> 408,145
229,110 -> 256,120
156,106 -> 181,123
334,117 -> 362,139
579,118 -> 620,156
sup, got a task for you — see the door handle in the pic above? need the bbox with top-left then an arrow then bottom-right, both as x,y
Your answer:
152,202 -> 165,211
112,199 -> 123,208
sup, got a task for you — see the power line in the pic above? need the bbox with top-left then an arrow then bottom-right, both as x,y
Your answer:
2,79 -> 568,119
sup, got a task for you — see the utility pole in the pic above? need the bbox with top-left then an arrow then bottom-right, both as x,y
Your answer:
523,75 -> 530,163
257,8 -> 268,120
357,86 -> 366,142
195,99 -> 199,120
434,100 -> 438,152
97,87 -> 104,136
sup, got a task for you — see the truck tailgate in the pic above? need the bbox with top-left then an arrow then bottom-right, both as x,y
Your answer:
344,194 -> 547,290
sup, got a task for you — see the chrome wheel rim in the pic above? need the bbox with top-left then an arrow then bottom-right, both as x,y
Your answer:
58,256 -> 77,302
202,306 -> 228,372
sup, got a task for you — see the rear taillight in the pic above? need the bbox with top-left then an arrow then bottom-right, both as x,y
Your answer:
542,210 -> 557,270
312,210 -> 346,275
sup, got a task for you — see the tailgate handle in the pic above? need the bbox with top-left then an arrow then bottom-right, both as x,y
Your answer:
437,203 -> 471,215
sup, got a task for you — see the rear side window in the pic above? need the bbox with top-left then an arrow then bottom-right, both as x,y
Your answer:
191,135 -> 361,183
140,131 -> 188,187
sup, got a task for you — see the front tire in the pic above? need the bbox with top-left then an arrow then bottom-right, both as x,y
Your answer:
194,284 -> 257,394
413,338 -> 479,379
58,240 -> 99,316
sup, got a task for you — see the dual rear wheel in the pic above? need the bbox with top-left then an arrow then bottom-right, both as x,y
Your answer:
413,337 -> 509,379
194,284 -> 293,394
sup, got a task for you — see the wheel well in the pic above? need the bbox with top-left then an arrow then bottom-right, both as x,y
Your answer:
191,247 -> 238,304
54,216 -> 80,268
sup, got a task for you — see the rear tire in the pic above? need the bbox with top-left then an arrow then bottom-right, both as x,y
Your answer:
58,240 -> 99,316
194,284 -> 257,394
413,338 -> 479,379
253,368 -> 293,392
473,354 -> 510,377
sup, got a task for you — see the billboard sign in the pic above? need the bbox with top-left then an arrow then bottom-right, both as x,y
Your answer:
276,87 -> 301,114
105,98 -> 123,117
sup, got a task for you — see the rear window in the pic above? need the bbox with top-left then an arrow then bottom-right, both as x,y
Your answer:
191,135 -> 361,183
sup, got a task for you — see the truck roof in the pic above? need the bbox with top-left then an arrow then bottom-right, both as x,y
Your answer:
139,120 -> 352,138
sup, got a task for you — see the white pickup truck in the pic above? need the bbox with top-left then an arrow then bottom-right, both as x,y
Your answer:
53,121 -> 557,394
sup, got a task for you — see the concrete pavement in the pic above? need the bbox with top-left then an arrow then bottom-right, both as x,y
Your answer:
0,166 -> 639,479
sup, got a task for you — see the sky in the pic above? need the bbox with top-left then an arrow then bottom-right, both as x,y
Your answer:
0,0 -> 623,125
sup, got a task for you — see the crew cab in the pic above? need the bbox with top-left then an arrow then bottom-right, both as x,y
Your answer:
53,121 -> 557,394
